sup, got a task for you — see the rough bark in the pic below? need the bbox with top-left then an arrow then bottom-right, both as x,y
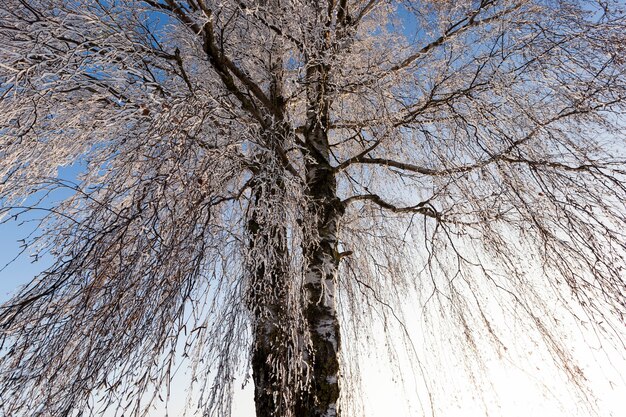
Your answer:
295,58 -> 343,416
248,24 -> 296,415
296,180 -> 343,417
247,182 -> 293,417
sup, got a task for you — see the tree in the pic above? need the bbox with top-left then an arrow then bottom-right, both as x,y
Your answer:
0,0 -> 625,416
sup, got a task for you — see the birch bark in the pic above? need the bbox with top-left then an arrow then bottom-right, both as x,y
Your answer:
296,56 -> 343,416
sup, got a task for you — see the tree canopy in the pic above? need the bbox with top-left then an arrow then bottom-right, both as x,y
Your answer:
0,1 -> 625,416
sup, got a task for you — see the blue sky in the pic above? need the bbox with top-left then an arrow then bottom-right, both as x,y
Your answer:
0,162 -> 82,302
0,215 -> 49,303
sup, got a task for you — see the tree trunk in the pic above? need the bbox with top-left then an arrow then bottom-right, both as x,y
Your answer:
296,59 -> 343,416
247,182 -> 294,417
296,173 -> 343,417
249,148 -> 343,417
251,308 -> 292,417
250,5 -> 343,411
247,16 -> 298,415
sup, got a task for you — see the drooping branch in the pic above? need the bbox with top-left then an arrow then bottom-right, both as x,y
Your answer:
342,193 -> 439,219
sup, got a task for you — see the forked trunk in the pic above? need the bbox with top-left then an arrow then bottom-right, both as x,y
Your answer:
248,151 -> 343,417
250,12 -> 342,411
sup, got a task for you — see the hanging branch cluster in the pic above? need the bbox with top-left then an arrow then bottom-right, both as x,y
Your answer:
0,0 -> 625,416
